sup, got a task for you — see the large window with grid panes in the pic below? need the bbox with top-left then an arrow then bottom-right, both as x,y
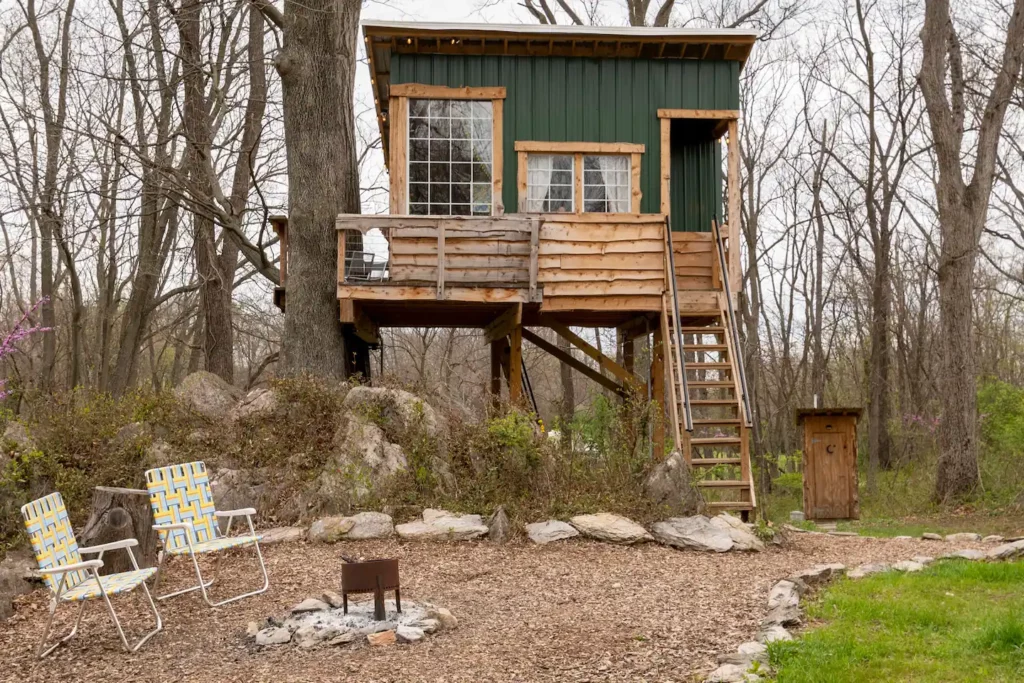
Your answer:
407,98 -> 493,216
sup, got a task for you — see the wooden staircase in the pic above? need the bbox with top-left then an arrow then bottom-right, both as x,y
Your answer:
662,219 -> 755,518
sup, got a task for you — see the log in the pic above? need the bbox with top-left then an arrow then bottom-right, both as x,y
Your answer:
79,486 -> 158,575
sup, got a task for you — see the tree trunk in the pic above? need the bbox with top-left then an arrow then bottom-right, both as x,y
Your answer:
277,0 -> 361,379
79,487 -> 158,575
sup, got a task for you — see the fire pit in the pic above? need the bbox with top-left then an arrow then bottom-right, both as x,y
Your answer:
341,558 -> 401,621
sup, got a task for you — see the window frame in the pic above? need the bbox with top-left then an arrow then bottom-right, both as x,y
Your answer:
514,141 -> 644,215
388,84 -> 505,216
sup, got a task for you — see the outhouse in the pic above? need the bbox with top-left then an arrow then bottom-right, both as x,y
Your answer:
795,408 -> 861,521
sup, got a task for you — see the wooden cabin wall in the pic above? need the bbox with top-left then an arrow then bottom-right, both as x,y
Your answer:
390,53 -> 739,224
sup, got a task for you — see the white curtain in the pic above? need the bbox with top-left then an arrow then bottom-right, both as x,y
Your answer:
525,154 -> 554,212
597,155 -> 629,212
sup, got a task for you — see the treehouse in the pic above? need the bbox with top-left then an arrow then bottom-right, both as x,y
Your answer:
274,21 -> 757,515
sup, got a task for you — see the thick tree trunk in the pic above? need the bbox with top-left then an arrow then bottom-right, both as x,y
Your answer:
868,249 -> 892,475
277,0 -> 361,379
79,487 -> 158,575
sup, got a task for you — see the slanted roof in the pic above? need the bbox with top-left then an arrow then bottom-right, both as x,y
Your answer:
363,20 -> 758,158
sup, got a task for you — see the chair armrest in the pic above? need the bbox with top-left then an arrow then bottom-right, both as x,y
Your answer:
79,538 -> 139,555
215,508 -> 256,517
153,521 -> 193,532
42,559 -> 103,574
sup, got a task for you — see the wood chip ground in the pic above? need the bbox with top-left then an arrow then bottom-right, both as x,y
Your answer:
0,535 -> 986,682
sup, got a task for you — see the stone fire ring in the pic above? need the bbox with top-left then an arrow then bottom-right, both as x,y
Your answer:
248,591 -> 457,650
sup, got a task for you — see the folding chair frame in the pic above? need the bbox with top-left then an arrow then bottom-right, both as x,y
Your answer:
151,509 -> 269,607
36,539 -> 162,658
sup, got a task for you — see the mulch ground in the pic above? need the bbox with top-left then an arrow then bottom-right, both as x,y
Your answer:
0,534 -> 986,683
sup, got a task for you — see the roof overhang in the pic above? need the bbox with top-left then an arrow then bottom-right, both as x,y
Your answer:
364,21 -> 758,163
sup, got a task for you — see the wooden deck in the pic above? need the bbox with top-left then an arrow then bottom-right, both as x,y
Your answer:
333,213 -> 733,327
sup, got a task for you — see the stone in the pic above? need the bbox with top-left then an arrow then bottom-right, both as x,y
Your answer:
911,556 -> 934,565
828,531 -> 858,537
945,532 -> 982,543
643,450 -> 702,515
294,625 -> 325,648
892,535 -> 914,540
174,371 -> 242,420
327,631 -> 357,646
2,421 -> 35,452
487,506 -> 511,544
290,598 -> 330,613
652,514 -> 763,552
892,560 -> 925,572
143,439 -> 177,469
260,526 -> 306,545
848,562 -> 890,579
414,618 -> 440,634
326,413 -> 408,502
367,630 -> 397,646
921,532 -> 943,541
718,641 -> 769,667
569,513 -> 653,545
396,510 -> 488,541
0,553 -> 35,621
789,563 -> 845,586
425,605 -> 458,630
525,520 -> 579,545
396,625 -> 425,643
707,664 -> 751,683
789,510 -> 806,522
983,535 -> 1004,544
322,590 -> 344,609
230,387 -> 278,422
308,516 -> 357,543
756,624 -> 793,643
942,549 -> 986,561
763,580 -> 802,627
987,539 -> 1024,560
342,386 -> 439,436
210,467 -> 262,516
246,621 -> 260,637
255,627 -> 292,646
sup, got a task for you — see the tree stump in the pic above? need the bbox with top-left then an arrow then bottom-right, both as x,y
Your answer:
79,487 -> 158,575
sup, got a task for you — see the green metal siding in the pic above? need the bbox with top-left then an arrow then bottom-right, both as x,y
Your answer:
391,53 -> 738,230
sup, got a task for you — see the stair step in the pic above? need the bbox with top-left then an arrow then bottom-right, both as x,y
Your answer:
686,381 -> 735,388
688,399 -> 740,405
691,437 -> 742,445
683,344 -> 728,351
693,418 -> 741,425
679,326 -> 725,333
691,457 -> 742,466
678,362 -> 732,370
697,479 -> 748,488
707,501 -> 754,511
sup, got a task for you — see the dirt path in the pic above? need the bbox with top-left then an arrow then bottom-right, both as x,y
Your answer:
0,534 -> 983,683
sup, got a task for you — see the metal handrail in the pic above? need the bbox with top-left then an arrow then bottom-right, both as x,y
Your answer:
664,216 -> 693,432
711,218 -> 753,428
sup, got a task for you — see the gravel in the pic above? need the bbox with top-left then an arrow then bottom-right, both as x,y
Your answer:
0,534 -> 988,682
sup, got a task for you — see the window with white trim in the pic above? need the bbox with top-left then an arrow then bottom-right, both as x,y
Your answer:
525,154 -> 573,212
582,155 -> 630,212
519,147 -> 636,214
408,99 -> 493,216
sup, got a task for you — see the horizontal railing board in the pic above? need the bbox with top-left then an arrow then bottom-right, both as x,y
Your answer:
538,240 -> 664,255
543,280 -> 664,296
391,241 -> 532,256
538,253 -> 665,270
540,223 -> 664,242
538,269 -> 665,282
392,227 -> 532,241
392,254 -> 530,268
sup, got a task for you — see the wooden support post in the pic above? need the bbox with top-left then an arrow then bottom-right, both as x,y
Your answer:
727,118 -> 740,294
651,323 -> 666,460
509,320 -> 523,404
660,118 -> 671,216
490,339 -> 504,409
620,329 -> 635,375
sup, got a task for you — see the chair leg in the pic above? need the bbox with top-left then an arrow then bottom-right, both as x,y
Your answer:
197,541 -> 270,608
94,573 -> 163,653
37,597 -> 87,659
155,550 -> 214,601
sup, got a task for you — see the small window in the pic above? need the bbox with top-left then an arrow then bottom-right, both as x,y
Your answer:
516,142 -> 642,214
408,98 -> 492,216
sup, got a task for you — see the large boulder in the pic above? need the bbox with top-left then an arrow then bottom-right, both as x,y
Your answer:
341,386 -> 438,437
395,509 -> 488,541
525,520 -> 579,545
2,421 -> 35,453
175,371 -> 242,420
0,552 -> 36,621
230,387 -> 279,422
210,468 -> 263,514
644,450 -> 703,515
319,413 -> 408,505
651,514 -> 764,552
308,512 -> 394,542
569,513 -> 652,545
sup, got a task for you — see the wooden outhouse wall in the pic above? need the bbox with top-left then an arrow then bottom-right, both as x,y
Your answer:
389,53 -> 739,229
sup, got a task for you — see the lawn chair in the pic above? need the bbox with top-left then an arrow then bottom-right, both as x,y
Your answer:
21,492 -> 162,657
145,461 -> 268,607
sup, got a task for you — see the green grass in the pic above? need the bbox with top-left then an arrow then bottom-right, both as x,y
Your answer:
769,560 -> 1024,682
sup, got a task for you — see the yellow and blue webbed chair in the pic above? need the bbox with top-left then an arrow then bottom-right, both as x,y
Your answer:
145,461 -> 268,606
21,492 -> 162,657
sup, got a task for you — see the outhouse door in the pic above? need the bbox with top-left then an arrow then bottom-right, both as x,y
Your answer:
807,428 -> 853,519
